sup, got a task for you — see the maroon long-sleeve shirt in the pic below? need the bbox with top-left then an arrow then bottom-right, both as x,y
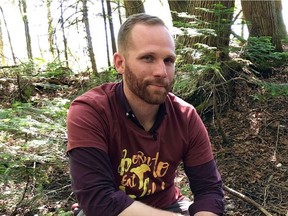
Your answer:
67,82 -> 224,215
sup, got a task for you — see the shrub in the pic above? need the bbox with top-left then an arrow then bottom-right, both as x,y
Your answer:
242,36 -> 288,76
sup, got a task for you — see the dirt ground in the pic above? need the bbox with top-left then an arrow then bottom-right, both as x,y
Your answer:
206,67 -> 288,216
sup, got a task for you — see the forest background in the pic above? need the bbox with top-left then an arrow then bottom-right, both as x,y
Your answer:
0,0 -> 288,215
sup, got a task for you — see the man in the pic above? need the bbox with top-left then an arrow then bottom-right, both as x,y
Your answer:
67,13 -> 224,216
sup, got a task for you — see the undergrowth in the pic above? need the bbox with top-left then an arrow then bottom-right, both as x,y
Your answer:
0,98 -> 71,215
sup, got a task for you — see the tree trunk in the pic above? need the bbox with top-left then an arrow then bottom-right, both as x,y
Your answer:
0,17 -> 5,66
167,1 -> 192,21
123,0 -> 145,17
168,0 -> 234,62
106,0 -> 117,54
18,0 -> 33,59
0,6 -> 16,64
275,1 -> 287,40
82,0 -> 98,74
117,1 -> 123,25
192,1 -> 234,51
241,0 -> 285,52
60,0 -> 69,68
101,0 -> 111,67
46,0 -> 55,57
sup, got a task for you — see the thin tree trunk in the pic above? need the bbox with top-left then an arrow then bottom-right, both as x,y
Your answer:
117,1 -> 122,25
18,0 -> 33,59
60,0 -> 69,67
46,0 -> 55,57
0,6 -> 16,64
0,17 -> 5,66
106,0 -> 117,54
101,0 -> 111,67
82,0 -> 98,74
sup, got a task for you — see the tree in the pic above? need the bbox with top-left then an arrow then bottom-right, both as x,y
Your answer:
116,0 -> 123,25
241,0 -> 287,52
82,0 -> 97,74
106,0 -> 117,54
167,1 -> 190,21
168,0 -> 235,62
0,6 -> 16,64
46,0 -> 55,57
0,15 -> 5,66
123,0 -> 145,17
101,0 -> 111,67
18,0 -> 33,59
58,0 -> 71,68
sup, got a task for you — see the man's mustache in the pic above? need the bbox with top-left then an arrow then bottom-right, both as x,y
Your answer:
145,78 -> 170,87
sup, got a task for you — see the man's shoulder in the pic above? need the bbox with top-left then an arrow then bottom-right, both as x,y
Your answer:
70,82 -> 119,111
81,82 -> 118,98
167,92 -> 195,110
73,82 -> 117,103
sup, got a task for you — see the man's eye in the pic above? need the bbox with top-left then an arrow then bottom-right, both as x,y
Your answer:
142,55 -> 154,62
164,57 -> 175,64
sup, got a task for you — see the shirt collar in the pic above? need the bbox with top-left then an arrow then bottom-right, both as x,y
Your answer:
116,81 -> 167,132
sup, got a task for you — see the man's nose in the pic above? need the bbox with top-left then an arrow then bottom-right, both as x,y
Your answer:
153,61 -> 167,77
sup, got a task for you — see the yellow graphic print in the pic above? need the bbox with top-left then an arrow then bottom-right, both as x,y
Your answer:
118,149 -> 170,198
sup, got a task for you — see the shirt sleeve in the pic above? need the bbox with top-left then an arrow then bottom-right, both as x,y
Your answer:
184,160 -> 224,215
68,147 -> 134,216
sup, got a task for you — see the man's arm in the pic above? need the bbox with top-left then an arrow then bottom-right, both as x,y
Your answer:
68,147 -> 134,216
69,147 -> 183,216
194,212 -> 217,216
184,160 -> 224,216
119,201 -> 182,216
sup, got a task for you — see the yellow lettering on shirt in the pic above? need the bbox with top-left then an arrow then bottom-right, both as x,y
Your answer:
117,149 -> 170,198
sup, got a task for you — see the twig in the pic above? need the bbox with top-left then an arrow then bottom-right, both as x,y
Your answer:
223,184 -> 273,216
271,122 -> 280,162
44,184 -> 71,195
11,170 -> 30,216
263,175 -> 273,206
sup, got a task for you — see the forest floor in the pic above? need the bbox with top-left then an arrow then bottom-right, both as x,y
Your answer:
0,65 -> 287,216
206,66 -> 288,216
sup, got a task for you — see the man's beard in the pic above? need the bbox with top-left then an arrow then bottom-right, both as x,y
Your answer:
124,64 -> 172,105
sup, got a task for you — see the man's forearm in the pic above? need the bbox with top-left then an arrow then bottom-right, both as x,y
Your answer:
194,211 -> 218,216
118,201 -> 182,216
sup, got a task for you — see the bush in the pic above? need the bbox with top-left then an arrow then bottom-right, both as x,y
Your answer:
0,98 -> 71,215
242,36 -> 288,75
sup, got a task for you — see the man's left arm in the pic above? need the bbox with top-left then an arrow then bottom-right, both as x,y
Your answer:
184,160 -> 224,216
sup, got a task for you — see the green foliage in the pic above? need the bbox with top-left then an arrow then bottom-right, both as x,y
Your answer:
172,3 -> 234,108
0,98 -> 70,214
253,82 -> 288,101
76,66 -> 120,97
196,3 -> 234,36
42,61 -> 72,78
15,60 -> 37,76
0,58 -> 72,102
0,99 -> 69,134
173,20 -> 198,29
173,43 -> 225,101
242,37 -> 288,73
99,66 -> 120,83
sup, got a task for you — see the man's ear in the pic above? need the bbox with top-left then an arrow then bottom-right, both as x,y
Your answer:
113,53 -> 125,75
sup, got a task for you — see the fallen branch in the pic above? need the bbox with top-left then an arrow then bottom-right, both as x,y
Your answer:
223,184 -> 273,216
0,65 -> 19,69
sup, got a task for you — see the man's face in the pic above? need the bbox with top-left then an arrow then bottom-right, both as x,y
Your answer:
120,24 -> 176,105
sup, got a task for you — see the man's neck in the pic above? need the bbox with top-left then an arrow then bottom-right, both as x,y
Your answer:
124,88 -> 159,131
